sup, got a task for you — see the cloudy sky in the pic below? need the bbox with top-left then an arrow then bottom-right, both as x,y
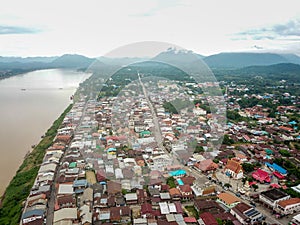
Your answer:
1,0 -> 300,57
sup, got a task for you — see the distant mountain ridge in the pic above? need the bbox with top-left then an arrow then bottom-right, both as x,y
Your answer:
0,56 -> 57,64
237,63 -> 300,74
50,54 -> 95,68
0,51 -> 300,73
202,52 -> 296,68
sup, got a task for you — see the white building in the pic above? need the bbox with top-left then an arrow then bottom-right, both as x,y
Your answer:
276,198 -> 300,215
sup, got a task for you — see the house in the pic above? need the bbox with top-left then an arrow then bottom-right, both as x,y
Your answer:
230,202 -> 264,224
212,212 -> 238,224
169,188 -> 182,200
151,155 -> 173,171
198,212 -> 218,225
265,162 -> 287,176
291,214 -> 300,225
178,185 -> 194,200
184,216 -> 198,224
181,176 -> 196,186
137,189 -> 147,204
194,199 -> 224,214
79,204 -> 92,224
22,209 -> 45,225
73,179 -> 88,194
217,192 -> 241,209
57,195 -> 76,209
58,184 -> 74,196
159,202 -> 170,215
224,159 -> 243,179
125,193 -> 138,205
80,187 -> 93,206
252,169 -> 271,183
107,181 -> 122,195
276,198 -> 300,215
53,208 -> 77,224
259,189 -> 290,209
160,192 -> 171,202
194,159 -> 218,173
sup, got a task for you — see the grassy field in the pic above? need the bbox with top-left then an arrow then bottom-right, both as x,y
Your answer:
0,104 -> 73,225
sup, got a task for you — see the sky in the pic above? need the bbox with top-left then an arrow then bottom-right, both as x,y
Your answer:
1,0 -> 300,57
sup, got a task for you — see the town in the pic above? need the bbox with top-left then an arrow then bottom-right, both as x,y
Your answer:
20,68 -> 300,225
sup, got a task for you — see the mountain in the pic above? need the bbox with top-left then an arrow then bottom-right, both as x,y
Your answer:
238,63 -> 300,74
97,56 -> 149,66
280,54 -> 300,64
50,54 -> 95,69
203,53 -> 290,68
152,48 -> 204,63
0,56 -> 57,64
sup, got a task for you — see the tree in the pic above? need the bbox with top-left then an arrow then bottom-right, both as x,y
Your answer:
279,149 -> 291,157
224,183 -> 232,189
242,163 -> 255,173
252,184 -> 259,191
222,134 -> 234,145
166,176 -> 176,188
194,145 -> 204,153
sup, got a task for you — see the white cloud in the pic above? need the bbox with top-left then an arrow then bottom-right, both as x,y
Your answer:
1,0 -> 300,56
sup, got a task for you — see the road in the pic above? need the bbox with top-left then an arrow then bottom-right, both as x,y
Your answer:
137,73 -> 181,166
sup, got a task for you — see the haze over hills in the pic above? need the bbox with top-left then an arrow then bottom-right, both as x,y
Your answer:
203,52 -> 295,68
0,51 -> 300,79
50,54 -> 95,68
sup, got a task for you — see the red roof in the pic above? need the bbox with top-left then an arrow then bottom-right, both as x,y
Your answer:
174,202 -> 183,214
184,217 -> 197,223
249,181 -> 257,186
200,212 -> 218,225
179,184 -> 193,193
141,203 -> 152,214
270,183 -> 281,189
273,171 -> 285,179
252,169 -> 271,183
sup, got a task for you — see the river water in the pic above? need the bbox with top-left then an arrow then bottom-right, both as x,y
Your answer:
0,69 -> 91,195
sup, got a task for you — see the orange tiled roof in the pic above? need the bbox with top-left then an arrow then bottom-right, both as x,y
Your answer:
218,192 -> 240,205
169,188 -> 181,196
225,159 -> 243,174
278,198 -> 300,208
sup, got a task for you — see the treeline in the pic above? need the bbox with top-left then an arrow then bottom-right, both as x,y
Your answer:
0,104 -> 73,225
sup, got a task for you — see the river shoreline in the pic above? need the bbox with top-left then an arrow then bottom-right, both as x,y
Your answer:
0,69 -> 90,196
0,104 -> 74,223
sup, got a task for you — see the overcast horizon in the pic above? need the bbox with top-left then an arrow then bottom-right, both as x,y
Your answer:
1,0 -> 300,57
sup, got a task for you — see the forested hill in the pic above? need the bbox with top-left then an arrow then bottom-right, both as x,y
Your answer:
214,63 -> 300,83
203,52 -> 291,68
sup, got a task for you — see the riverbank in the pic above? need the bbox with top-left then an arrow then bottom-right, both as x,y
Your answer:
0,104 -> 73,225
0,69 -> 91,195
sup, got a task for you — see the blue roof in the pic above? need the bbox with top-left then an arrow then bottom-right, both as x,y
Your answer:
169,169 -> 186,176
289,121 -> 297,125
177,179 -> 184,185
22,209 -> 44,219
107,147 -> 116,152
73,179 -> 88,187
265,162 -> 287,175
273,163 -> 287,175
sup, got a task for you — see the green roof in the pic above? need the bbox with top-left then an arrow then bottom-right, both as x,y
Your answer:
140,130 -> 151,137
265,149 -> 273,155
69,162 -> 77,168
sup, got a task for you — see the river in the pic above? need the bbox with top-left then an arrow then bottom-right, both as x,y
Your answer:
0,69 -> 91,195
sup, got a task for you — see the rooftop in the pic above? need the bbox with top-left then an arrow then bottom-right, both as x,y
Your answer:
218,192 -> 240,205
260,189 -> 289,201
278,198 -> 300,208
